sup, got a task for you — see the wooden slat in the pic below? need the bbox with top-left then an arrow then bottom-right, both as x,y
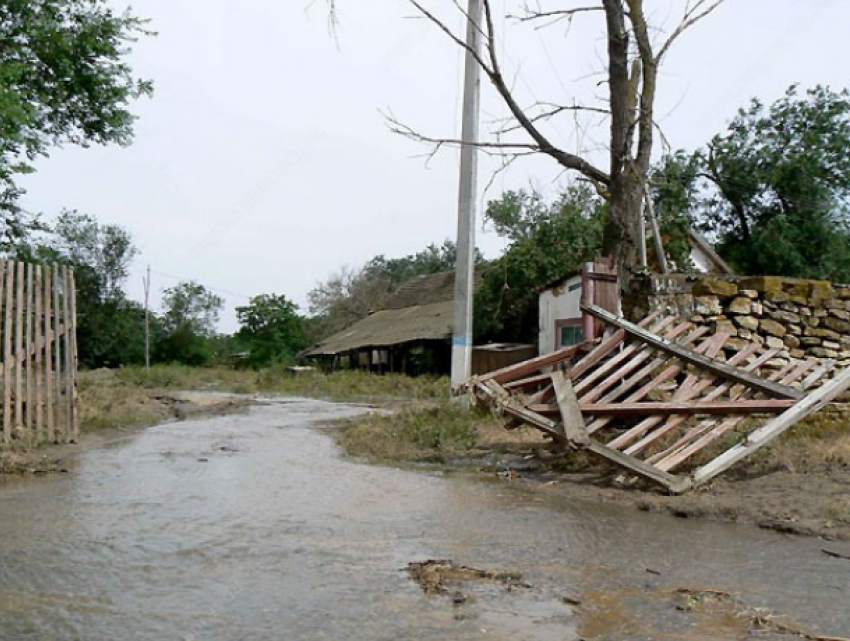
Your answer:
530,399 -> 795,416
689,367 -> 850,490
582,325 -> 713,410
652,360 -> 816,471
573,316 -> 677,396
575,319 -> 690,400
44,266 -> 53,443
566,330 -> 627,380
551,371 -> 589,446
14,260 -> 24,434
638,355 -> 801,462
504,372 -> 554,390
63,266 -> 74,442
567,313 -> 662,386
480,341 -> 593,385
581,304 -> 803,400
53,265 -> 62,442
34,265 -> 43,442
25,262 -> 33,437
585,441 -> 689,492
500,400 -> 565,442
583,332 -> 725,436
616,345 -> 766,455
69,267 -> 78,442
3,260 -> 13,443
801,359 -> 835,390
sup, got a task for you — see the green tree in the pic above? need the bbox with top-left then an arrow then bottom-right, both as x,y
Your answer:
235,294 -> 307,367
475,186 -> 605,343
647,151 -> 702,272
11,210 -> 145,367
157,281 -> 223,365
695,85 -> 850,280
0,0 -> 153,245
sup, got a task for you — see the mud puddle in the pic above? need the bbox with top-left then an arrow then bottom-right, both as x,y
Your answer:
0,398 -> 846,640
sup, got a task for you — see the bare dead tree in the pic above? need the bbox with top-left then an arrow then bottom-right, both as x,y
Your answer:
330,1 -> 725,278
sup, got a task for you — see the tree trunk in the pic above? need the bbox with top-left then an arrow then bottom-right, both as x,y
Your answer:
602,162 -> 643,278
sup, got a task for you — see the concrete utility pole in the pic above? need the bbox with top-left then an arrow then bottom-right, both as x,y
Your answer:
144,265 -> 151,373
450,0 -> 482,391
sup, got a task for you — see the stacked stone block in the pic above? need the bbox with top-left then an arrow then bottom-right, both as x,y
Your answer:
646,275 -> 850,377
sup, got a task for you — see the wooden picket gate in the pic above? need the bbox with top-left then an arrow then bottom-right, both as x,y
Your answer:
0,259 -> 78,445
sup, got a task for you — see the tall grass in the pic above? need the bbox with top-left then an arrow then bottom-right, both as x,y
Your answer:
338,401 -> 482,463
111,364 -> 449,402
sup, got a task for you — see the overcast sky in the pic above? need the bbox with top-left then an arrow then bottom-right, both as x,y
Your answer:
18,0 -> 850,332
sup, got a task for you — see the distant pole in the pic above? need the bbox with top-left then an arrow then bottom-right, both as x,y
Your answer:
450,0 -> 482,391
144,265 -> 151,373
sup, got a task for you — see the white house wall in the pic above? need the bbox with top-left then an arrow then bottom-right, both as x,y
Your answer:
538,274 -> 583,354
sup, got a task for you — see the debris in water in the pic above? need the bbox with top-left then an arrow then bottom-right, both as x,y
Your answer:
405,560 -> 529,595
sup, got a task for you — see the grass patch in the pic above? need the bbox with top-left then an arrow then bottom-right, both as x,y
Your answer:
746,404 -> 850,474
338,401 -> 484,464
111,365 -> 448,402
78,369 -> 177,432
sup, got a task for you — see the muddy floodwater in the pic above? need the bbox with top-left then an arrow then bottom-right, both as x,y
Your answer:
0,398 -> 848,640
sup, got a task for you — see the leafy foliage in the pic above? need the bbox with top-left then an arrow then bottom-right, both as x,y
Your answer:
157,281 -> 223,366
695,85 -> 850,280
648,151 -> 701,272
235,294 -> 307,367
11,211 -> 145,368
0,0 -> 153,244
474,186 -> 605,343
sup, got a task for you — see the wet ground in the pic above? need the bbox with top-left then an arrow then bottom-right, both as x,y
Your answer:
0,398 -> 847,640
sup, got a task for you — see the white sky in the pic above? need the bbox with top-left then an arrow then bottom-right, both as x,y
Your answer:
18,0 -> 850,332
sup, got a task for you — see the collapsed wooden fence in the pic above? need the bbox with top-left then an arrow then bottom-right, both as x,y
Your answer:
467,304 -> 850,494
0,259 -> 78,446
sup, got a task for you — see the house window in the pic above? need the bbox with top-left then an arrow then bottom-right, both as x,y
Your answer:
559,324 -> 583,347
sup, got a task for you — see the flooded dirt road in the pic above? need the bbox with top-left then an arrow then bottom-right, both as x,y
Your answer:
0,398 -> 848,640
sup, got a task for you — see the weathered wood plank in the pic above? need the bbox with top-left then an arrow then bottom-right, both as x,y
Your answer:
801,359 -> 835,390
551,370 -> 589,446
581,304 -> 803,400
567,330 -> 627,379
585,441 -> 690,492
479,342 -> 593,385
573,316 -> 677,396
44,266 -> 53,443
63,266 -> 75,443
653,360 -> 818,471
25,262 -> 33,437
583,325 -> 717,410
530,399 -> 794,416
3,260 -> 13,443
619,346 -> 770,455
504,372 -> 553,390
576,321 -> 694,401
690,367 -> 850,489
34,265 -> 43,442
53,265 -> 62,442
14,260 -> 24,434
500,400 -> 566,442
585,349 -> 708,436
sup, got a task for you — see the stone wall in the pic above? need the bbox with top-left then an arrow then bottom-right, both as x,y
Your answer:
635,275 -> 850,374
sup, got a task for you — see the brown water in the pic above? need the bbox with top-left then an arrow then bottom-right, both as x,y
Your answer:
0,398 -> 847,640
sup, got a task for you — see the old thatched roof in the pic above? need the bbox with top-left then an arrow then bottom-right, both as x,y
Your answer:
304,271 -> 460,357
